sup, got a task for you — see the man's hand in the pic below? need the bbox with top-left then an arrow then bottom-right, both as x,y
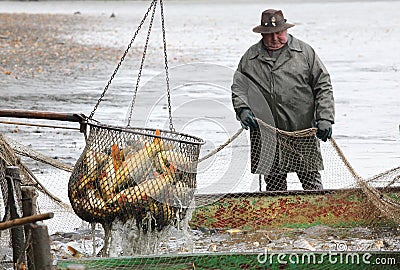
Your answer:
316,120 -> 332,142
239,108 -> 258,130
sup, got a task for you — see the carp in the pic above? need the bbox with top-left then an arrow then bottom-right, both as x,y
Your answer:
67,246 -> 85,258
77,149 -> 108,190
155,150 -> 194,173
70,185 -> 118,221
152,201 -> 175,230
107,163 -> 178,206
86,188 -> 119,217
98,129 -> 174,200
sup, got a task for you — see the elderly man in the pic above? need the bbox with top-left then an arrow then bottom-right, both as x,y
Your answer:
231,9 -> 335,191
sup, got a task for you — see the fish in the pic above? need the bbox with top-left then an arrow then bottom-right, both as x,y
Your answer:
107,163 -> 177,206
77,143 -> 137,192
160,202 -> 174,224
77,149 -> 108,190
16,263 -> 26,270
99,129 -> 174,200
127,198 -> 175,231
70,185 -> 118,221
67,245 -> 85,258
95,143 -> 128,199
155,150 -> 194,173
151,201 -> 175,229
110,143 -> 124,172
86,188 -> 119,218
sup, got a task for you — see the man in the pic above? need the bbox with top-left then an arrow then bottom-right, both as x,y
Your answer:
231,9 -> 334,191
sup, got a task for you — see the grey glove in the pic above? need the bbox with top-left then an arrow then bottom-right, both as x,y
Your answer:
239,108 -> 258,130
316,120 -> 332,142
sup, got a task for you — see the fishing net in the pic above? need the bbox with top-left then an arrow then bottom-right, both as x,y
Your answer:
1,120 -> 400,269
1,0 -> 400,268
63,0 -> 205,257
68,121 -> 203,231
191,121 -> 400,231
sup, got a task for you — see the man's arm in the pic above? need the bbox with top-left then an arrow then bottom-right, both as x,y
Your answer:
309,51 -> 335,124
231,62 -> 251,116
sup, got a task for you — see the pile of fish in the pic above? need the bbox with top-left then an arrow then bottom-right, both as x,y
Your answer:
68,129 -> 195,230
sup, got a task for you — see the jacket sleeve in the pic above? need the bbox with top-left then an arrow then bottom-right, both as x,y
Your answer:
231,56 -> 251,117
309,50 -> 335,124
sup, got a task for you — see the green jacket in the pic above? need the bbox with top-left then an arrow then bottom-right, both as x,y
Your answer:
232,35 -> 334,131
231,35 -> 334,174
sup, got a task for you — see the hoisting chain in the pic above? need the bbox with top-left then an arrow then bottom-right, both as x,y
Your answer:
88,0 -> 174,131
127,0 -> 158,126
88,0 -> 158,120
160,0 -> 174,132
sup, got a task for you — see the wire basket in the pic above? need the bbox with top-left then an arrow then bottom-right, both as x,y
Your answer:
68,120 -> 204,231
66,0 -> 206,232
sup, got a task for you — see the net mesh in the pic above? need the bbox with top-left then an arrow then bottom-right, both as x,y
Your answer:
68,122 -> 202,231
1,120 -> 399,269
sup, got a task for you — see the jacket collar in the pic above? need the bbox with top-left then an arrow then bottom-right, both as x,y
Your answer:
286,34 -> 303,52
248,34 -> 302,59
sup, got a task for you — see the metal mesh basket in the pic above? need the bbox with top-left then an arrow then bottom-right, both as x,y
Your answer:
68,120 -> 204,231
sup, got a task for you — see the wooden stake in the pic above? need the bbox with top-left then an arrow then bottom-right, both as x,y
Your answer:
30,223 -> 52,270
5,166 -> 26,267
21,187 -> 37,270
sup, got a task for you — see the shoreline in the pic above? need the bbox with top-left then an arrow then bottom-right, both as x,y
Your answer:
1,0 -> 399,14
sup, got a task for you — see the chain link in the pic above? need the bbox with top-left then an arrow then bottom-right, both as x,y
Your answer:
88,0 -> 158,120
127,0 -> 158,126
160,0 -> 174,132
89,0 -> 175,131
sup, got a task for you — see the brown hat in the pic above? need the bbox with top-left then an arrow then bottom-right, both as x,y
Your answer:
252,9 -> 295,34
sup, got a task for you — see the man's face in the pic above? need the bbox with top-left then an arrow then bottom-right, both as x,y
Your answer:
262,30 -> 288,50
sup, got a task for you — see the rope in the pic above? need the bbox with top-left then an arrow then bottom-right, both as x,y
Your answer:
0,120 -> 80,130
198,119 -> 315,163
0,134 -> 75,214
4,115 -> 400,223
5,136 -> 74,172
330,136 -> 400,223
255,117 -> 317,137
367,165 -> 400,183
198,128 -> 244,163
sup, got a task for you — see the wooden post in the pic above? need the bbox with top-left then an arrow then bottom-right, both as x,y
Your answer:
30,223 -> 52,270
5,166 -> 26,267
21,187 -> 37,270
0,213 -> 54,230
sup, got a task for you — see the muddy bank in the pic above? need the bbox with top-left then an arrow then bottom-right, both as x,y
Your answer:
0,13 -> 124,80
